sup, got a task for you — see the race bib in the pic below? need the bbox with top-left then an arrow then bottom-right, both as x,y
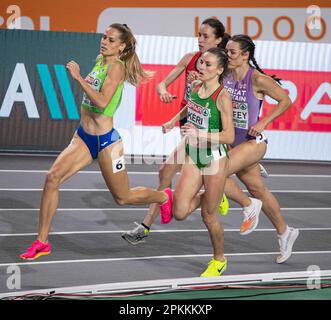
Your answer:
256,132 -> 268,144
82,71 -> 101,106
187,100 -> 210,130
112,156 -> 125,173
211,144 -> 227,160
233,102 -> 248,129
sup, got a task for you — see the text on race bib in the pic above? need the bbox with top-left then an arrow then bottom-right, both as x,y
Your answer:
232,101 -> 249,130
186,100 -> 210,130
112,156 -> 125,173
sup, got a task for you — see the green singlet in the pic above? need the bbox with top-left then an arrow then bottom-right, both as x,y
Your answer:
185,83 -> 229,169
81,56 -> 124,117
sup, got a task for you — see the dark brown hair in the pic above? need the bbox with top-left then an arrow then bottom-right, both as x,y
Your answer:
202,17 -> 231,49
231,34 -> 281,84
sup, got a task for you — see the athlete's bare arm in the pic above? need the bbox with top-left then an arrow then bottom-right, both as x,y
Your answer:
250,72 -> 291,137
157,52 -> 197,103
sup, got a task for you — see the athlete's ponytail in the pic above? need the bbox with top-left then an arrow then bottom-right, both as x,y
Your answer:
219,32 -> 231,49
110,23 -> 153,86
231,34 -> 282,84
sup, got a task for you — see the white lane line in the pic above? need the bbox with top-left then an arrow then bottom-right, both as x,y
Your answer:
269,174 -> 331,178
1,169 -> 331,178
0,251 -> 330,268
0,207 -> 330,211
0,188 -> 110,191
0,153 -> 325,164
0,153 -> 165,161
0,208 -> 150,211
1,227 -> 331,237
1,188 -> 331,193
0,170 -> 158,175
0,170 -> 48,173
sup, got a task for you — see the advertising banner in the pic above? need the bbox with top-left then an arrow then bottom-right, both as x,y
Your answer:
0,30 -> 330,160
0,1 -> 330,42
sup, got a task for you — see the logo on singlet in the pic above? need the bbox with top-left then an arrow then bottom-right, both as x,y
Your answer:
93,78 -> 100,87
202,108 -> 210,117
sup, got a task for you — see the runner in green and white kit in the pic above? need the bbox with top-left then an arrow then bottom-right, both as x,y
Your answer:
122,17 -> 231,245
185,83 -> 229,169
160,47 -> 235,277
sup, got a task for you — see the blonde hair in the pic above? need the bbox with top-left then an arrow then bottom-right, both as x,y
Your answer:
110,23 -> 153,86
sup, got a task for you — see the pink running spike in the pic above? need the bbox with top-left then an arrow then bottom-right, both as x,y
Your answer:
20,240 -> 51,260
160,188 -> 173,224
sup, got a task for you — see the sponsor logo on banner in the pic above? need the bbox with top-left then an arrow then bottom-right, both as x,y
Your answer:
0,63 -> 79,120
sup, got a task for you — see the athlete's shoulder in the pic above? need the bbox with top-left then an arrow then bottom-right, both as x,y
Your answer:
181,51 -> 200,64
185,51 -> 200,58
95,54 -> 103,62
191,79 -> 202,90
216,87 -> 232,112
108,59 -> 125,71
110,59 -> 125,67
106,60 -> 125,82
253,69 -> 276,90
219,87 -> 232,102
252,68 -> 268,84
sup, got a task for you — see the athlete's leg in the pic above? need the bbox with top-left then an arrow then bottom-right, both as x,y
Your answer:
172,156 -> 202,221
208,141 -> 265,213
236,163 -> 299,262
200,157 -> 228,262
122,139 -> 186,245
98,140 -> 168,205
227,140 -> 266,177
38,131 -> 93,243
142,138 -> 186,226
224,177 -> 250,207
259,163 -> 269,178
236,163 -> 287,235
186,140 -> 266,214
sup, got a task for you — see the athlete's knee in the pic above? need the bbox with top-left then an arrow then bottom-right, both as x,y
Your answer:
114,195 -> 129,206
172,197 -> 189,221
173,209 -> 189,221
247,184 -> 268,199
172,205 -> 188,221
173,212 -> 186,221
113,191 -> 132,206
45,167 -> 62,188
201,211 -> 218,227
